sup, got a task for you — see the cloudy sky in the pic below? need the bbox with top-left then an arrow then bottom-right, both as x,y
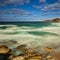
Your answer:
0,0 -> 60,22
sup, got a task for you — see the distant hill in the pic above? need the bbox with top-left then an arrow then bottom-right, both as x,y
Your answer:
43,18 -> 60,22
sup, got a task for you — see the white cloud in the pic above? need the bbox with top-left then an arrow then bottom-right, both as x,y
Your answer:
33,5 -> 43,9
0,0 -> 30,6
32,0 -> 60,12
0,8 -> 32,21
33,2 -> 60,16
39,0 -> 46,3
58,0 -> 60,2
0,8 -> 31,16
42,3 -> 60,11
26,0 -> 30,4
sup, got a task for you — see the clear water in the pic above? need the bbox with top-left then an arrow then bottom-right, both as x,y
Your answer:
0,22 -> 60,52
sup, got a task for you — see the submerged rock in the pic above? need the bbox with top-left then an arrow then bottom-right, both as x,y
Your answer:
10,55 -> 26,60
45,47 -> 53,53
12,49 -> 27,56
0,44 -> 56,60
0,45 -> 11,54
0,54 -> 10,60
0,40 -> 18,49
0,45 -> 11,60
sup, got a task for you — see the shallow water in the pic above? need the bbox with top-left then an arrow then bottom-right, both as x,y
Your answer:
0,22 -> 60,52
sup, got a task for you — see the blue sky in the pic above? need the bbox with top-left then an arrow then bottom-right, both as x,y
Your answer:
0,0 -> 60,22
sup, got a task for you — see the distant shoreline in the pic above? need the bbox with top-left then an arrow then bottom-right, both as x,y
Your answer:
0,18 -> 60,23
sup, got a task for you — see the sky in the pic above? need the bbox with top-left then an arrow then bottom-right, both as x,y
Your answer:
0,0 -> 60,22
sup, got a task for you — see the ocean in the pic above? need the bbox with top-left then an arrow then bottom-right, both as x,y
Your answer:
0,22 -> 60,52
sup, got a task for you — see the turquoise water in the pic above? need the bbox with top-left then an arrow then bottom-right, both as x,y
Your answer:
0,22 -> 60,51
0,22 -> 58,30
0,22 -> 59,36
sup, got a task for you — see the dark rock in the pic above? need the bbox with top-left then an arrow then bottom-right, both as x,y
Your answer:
0,54 -> 10,60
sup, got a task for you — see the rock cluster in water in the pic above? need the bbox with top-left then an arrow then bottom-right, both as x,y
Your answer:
0,44 -> 55,60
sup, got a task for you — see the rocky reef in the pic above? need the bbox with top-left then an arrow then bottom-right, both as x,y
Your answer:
0,44 -> 57,60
